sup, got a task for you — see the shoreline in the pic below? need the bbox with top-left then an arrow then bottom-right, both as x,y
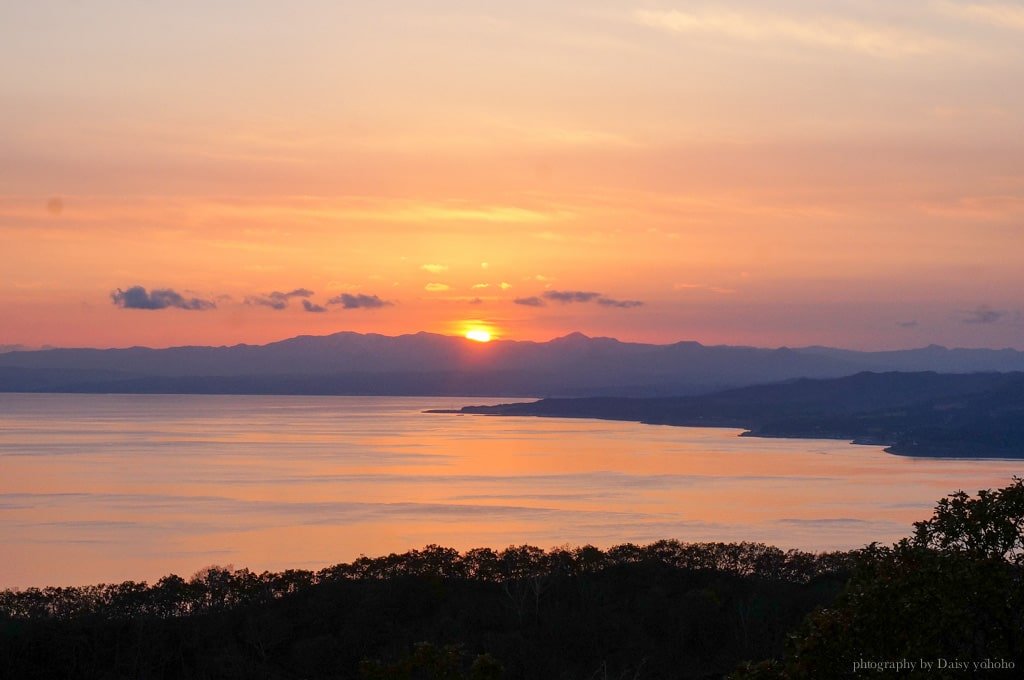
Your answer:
427,407 -> 1024,460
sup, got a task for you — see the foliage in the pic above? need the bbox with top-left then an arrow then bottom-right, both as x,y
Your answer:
0,541 -> 852,623
732,479 -> 1024,679
0,541 -> 853,679
912,476 -> 1024,563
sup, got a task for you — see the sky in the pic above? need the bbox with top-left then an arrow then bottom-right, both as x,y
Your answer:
2,0 -> 1023,350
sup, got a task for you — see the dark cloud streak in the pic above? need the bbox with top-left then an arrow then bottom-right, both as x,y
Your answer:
963,305 -> 1005,325
544,290 -> 601,304
521,290 -> 643,309
596,297 -> 643,308
327,293 -> 391,309
111,286 -> 215,311
245,289 -> 314,310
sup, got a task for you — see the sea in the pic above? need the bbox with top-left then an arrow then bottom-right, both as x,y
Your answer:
2,393 -> 1022,587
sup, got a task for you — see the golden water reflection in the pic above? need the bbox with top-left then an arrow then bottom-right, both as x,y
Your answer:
2,394 -> 1022,587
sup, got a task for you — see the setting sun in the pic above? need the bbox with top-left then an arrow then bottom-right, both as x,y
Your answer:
465,329 -> 492,343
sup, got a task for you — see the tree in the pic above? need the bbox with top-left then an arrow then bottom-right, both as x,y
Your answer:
911,476 -> 1024,562
733,479 -> 1024,679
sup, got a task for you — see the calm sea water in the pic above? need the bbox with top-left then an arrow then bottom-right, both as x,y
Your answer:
2,393 -> 1022,587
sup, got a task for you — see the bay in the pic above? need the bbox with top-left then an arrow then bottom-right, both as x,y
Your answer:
1,393 -> 1022,587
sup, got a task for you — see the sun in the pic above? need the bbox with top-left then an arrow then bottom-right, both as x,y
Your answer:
465,329 -> 492,343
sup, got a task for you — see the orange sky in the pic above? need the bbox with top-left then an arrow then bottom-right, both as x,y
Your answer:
2,1 -> 1023,349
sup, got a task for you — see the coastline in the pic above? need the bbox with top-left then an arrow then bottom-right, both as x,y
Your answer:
428,406 -> 1024,460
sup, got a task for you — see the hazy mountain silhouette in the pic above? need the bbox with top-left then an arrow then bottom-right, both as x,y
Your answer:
2,331 -> 1024,396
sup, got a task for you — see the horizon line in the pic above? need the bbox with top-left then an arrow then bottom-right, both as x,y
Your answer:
3,330 -> 1022,355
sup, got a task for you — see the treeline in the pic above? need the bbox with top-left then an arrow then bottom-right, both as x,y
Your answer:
1,540 -> 855,621
0,541 -> 856,679
7,478 -> 1024,679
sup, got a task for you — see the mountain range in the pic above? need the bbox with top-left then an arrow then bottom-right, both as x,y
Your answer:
2,331 -> 1024,396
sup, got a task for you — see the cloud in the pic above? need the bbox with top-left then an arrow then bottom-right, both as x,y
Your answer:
632,8 -> 947,58
775,518 -> 868,526
963,305 -> 1005,324
111,286 -> 215,311
472,283 -> 490,289
937,1 -> 1024,31
596,297 -> 644,308
302,300 -> 327,313
674,283 -> 736,295
530,290 -> 645,309
544,290 -> 601,304
897,320 -> 919,328
424,283 -> 450,292
386,205 -> 559,224
421,264 -> 448,273
244,288 -> 313,310
468,297 -> 483,305
327,293 -> 391,309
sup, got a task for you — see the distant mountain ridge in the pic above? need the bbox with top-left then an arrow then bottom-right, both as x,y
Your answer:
2,331 -> 1024,396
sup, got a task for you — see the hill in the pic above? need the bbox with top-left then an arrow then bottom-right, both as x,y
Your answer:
436,372 -> 1024,458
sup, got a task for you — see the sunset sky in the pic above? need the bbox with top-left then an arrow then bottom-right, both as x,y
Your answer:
3,1 -> 1023,350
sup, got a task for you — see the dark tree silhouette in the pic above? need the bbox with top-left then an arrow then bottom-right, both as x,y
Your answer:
11,481 -> 1023,680
734,479 -> 1024,678
0,541 -> 853,679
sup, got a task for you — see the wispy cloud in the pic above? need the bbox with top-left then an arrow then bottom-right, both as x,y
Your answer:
198,198 -> 568,225
327,293 -> 391,309
596,297 -> 644,308
111,286 -> 215,311
962,304 -> 1005,324
542,290 -> 644,308
937,1 -> 1024,31
421,263 -> 448,273
515,290 -> 644,309
388,205 -> 562,224
674,283 -> 736,295
633,8 -> 947,58
544,290 -> 601,303
302,300 -> 327,313
424,283 -> 450,292
244,288 -> 313,310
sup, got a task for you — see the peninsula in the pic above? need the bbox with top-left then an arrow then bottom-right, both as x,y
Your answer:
430,371 -> 1024,458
